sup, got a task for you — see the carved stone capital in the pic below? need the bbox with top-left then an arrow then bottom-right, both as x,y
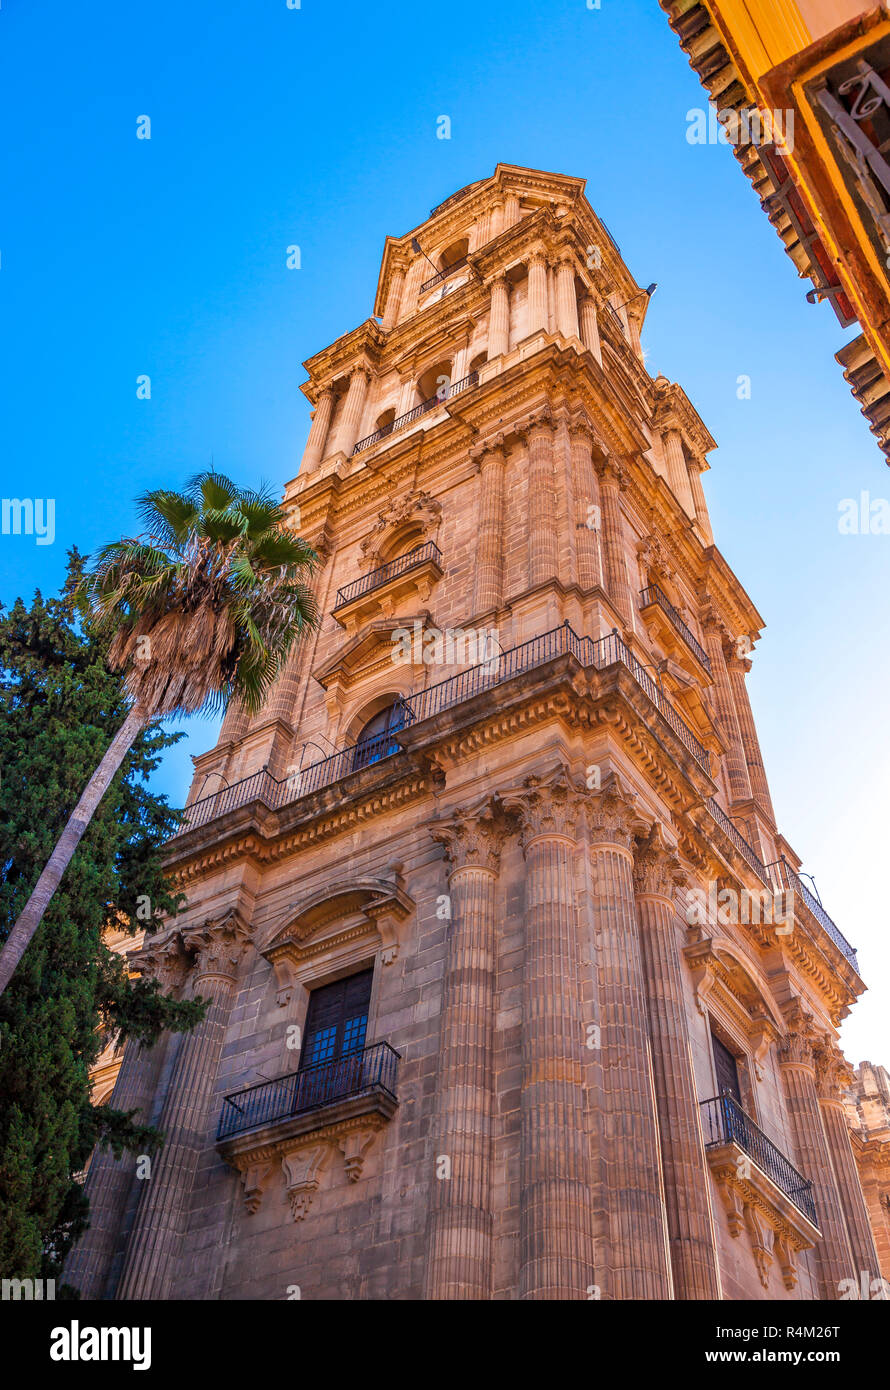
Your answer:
776,1001 -> 819,1071
593,453 -> 627,489
281,1143 -> 330,1221
430,798 -> 510,875
183,908 -> 250,988
503,764 -> 585,852
633,822 -> 686,900
814,1042 -> 854,1103
131,931 -> 192,995
585,772 -> 641,850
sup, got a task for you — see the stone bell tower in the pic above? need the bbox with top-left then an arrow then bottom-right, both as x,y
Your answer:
68,164 -> 877,1301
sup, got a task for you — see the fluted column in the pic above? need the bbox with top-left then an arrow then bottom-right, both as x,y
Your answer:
402,256 -> 425,316
633,826 -> 721,1299
508,768 -> 596,1299
777,1007 -> 856,1298
332,367 -> 370,458
503,193 -> 520,228
662,428 -> 695,517
301,386 -> 335,474
527,253 -> 549,335
472,439 -> 506,613
555,258 -> 580,340
526,415 -> 557,588
703,618 -> 752,806
687,457 -> 713,542
425,804 -> 508,1299
816,1046 -> 881,1283
382,263 -> 406,329
218,696 -> 250,747
569,424 -> 603,591
64,936 -> 190,1298
594,454 -> 632,626
727,655 -> 775,821
488,275 -> 510,358
116,913 -> 250,1300
579,297 -> 603,366
588,777 -> 672,1298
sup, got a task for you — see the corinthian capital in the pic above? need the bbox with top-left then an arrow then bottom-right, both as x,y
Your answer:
131,930 -> 192,995
503,764 -> 586,852
813,1042 -> 854,1103
633,822 -> 686,900
585,772 -> 642,850
183,908 -> 250,987
776,1000 -> 819,1070
430,798 -> 510,875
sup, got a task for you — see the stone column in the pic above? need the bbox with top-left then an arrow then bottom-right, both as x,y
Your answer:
633,825 -> 721,1299
526,414 -> 558,589
527,253 -> 549,336
687,457 -> 713,543
588,777 -> 672,1299
116,913 -> 250,1300
489,198 -> 504,239
777,1007 -> 856,1298
301,386 -> 335,474
64,936 -> 190,1299
555,258 -> 580,340
218,697 -> 250,747
403,256 -> 426,315
509,768 -> 597,1299
593,454 -> 632,627
703,618 -> 752,806
569,424 -> 603,591
488,275 -> 510,359
816,1047 -> 881,1284
425,803 -> 508,1299
332,368 -> 370,458
662,428 -> 695,517
382,263 -> 406,329
727,655 -> 775,821
504,193 -> 520,228
579,297 -> 603,366
472,439 -> 506,614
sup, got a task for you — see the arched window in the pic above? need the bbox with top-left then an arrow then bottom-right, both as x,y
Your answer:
352,700 -> 407,771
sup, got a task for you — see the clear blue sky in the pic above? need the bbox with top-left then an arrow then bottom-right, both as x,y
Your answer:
1,0 -> 887,1066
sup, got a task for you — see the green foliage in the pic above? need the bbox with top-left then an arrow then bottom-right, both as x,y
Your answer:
0,551 -> 203,1283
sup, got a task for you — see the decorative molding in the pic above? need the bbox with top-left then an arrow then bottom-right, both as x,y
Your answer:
429,795 -> 511,874
633,821 -> 686,900
282,1144 -> 330,1221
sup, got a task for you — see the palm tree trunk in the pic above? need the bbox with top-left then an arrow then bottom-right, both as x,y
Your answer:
0,705 -> 146,996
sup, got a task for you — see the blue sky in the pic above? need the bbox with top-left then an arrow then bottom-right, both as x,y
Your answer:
1,0 -> 887,1065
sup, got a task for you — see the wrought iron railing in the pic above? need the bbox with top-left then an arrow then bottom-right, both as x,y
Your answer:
334,541 -> 443,611
217,1041 -> 400,1141
705,797 -> 770,884
176,621 -> 713,836
700,1093 -> 818,1228
639,585 -> 711,673
353,372 -> 478,455
420,256 -> 468,294
765,857 -> 858,972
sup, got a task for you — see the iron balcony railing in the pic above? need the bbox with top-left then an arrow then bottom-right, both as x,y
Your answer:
765,857 -> 858,972
353,372 -> 478,455
639,585 -> 711,674
217,1041 -> 400,1141
705,797 -> 770,884
700,1093 -> 818,1228
420,256 -> 468,294
176,621 -> 712,835
334,541 -> 442,611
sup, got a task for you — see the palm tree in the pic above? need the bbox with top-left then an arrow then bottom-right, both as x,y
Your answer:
0,472 -> 318,995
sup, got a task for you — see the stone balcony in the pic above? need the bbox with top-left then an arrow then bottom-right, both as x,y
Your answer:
331,541 -> 443,633
638,583 -> 711,680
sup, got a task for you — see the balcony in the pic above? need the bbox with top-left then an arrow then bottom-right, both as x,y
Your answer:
420,256 -> 468,294
176,621 -> 712,836
700,1093 -> 817,1227
352,371 -> 478,455
332,541 -> 443,632
639,584 -> 711,676
218,1042 -> 400,1142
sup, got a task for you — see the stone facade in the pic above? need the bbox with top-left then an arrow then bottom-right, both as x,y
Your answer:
69,163 -> 881,1301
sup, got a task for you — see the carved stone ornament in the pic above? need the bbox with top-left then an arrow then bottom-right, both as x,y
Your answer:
429,795 -> 511,875
632,822 -> 686,900
585,771 -> 643,850
500,762 -> 586,852
182,908 -> 251,988
359,489 -> 442,570
281,1144 -> 330,1221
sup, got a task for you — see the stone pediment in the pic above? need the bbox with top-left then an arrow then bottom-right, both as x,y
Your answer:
312,614 -> 430,697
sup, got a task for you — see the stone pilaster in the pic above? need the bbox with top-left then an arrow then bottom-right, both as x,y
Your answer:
472,439 -> 506,614
503,193 -> 520,228
662,427 -> 695,517
488,275 -> 510,358
507,767 -> 597,1299
116,912 -> 250,1300
777,1007 -> 856,1298
301,386 -> 335,474
525,414 -> 558,589
332,367 -> 371,458
555,258 -> 580,339
702,616 -> 752,807
569,423 -> 603,592
727,654 -> 775,821
425,802 -> 508,1299
687,457 -> 713,543
588,776 -> 672,1299
633,825 -> 721,1299
579,296 -> 603,366
815,1045 -> 881,1284
64,935 -> 191,1299
527,253 -> 549,335
593,454 -> 632,626
382,262 -> 406,329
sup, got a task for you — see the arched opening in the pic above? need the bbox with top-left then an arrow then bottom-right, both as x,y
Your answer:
375,406 -> 397,435
378,521 -> 426,565
469,350 -> 487,375
416,358 -> 454,406
437,236 -> 469,272
352,698 -> 408,771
